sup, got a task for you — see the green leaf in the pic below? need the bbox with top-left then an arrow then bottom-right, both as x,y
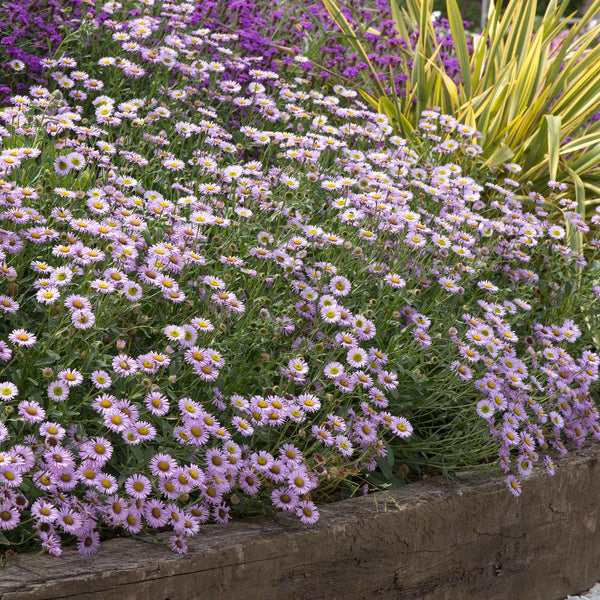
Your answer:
446,0 -> 471,97
485,143 -> 515,167
503,0 -> 537,71
35,350 -> 61,367
564,166 -> 585,257
376,454 -> 393,480
320,0 -> 387,99
561,130 -> 600,155
566,147 -> 600,174
358,89 -> 379,111
398,113 -> 416,138
378,96 -> 398,124
11,370 -> 21,386
421,52 -> 459,111
389,0 -> 411,42
546,115 -> 561,181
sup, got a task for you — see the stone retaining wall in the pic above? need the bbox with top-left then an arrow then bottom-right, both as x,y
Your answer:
2,446 -> 600,600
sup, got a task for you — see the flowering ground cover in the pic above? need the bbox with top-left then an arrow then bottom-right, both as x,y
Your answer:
0,0 -> 599,559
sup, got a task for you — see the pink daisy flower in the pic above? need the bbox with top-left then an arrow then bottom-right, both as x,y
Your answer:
390,417 -> 413,438
0,505 -> 20,530
36,287 -> 60,304
271,487 -> 299,512
169,535 -> 188,554
58,368 -> 83,387
347,347 -> 368,368
0,381 -> 18,401
506,475 -> 521,497
91,370 -> 112,390
144,499 -> 169,527
72,309 -> 96,329
18,400 -> 46,423
329,276 -> 351,296
77,530 -> 101,555
112,354 -> 139,377
323,362 -> 344,379
125,474 -> 152,499
150,453 -> 177,479
47,380 -> 69,402
30,499 -> 59,524
9,329 -> 37,347
296,500 -> 319,524
145,391 -> 170,417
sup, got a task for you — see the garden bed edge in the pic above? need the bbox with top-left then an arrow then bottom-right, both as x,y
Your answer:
2,445 -> 600,600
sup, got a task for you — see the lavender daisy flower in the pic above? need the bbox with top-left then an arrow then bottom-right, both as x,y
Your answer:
271,487 -> 299,512
0,342 -> 12,361
476,400 -> 495,420
47,380 -> 69,403
72,309 -> 96,330
112,354 -> 139,377
92,472 -> 116,495
91,370 -> 112,390
0,423 -> 8,443
506,476 -> 522,497
296,500 -> 319,524
148,453 -> 176,479
57,507 -> 84,534
390,417 -> 413,438
124,474 -> 152,500
77,530 -> 101,556
144,499 -> 169,528
0,505 -> 21,530
335,435 -> 354,457
31,499 -> 59,525
324,362 -> 344,379
58,368 -> 83,387
239,467 -> 261,495
17,400 -> 46,423
0,381 -> 18,401
8,328 -> 37,347
145,391 -> 170,417
347,347 -> 368,368
169,535 -> 188,554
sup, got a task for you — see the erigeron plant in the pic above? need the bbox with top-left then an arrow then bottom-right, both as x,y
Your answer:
0,0 -> 598,557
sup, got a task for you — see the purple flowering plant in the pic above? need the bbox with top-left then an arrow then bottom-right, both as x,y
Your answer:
0,0 -> 599,558
0,0 -> 89,101
190,0 -> 464,96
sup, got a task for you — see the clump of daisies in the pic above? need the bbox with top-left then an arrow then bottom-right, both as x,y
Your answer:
0,0 -> 598,558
